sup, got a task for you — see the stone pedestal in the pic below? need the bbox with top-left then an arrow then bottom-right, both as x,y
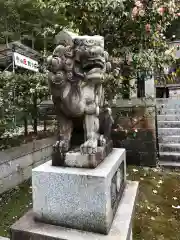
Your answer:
10,181 -> 138,240
32,148 -> 126,234
10,148 -> 139,240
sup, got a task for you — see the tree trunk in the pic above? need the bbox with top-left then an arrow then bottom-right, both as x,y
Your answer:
32,32 -> 35,49
43,32 -> 47,59
24,116 -> 28,136
33,92 -> 38,134
5,17 -> 9,47
43,120 -> 47,132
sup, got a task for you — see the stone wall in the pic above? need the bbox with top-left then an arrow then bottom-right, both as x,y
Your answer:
112,99 -> 157,167
0,137 -> 55,194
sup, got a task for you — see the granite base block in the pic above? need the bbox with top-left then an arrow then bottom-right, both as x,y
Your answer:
10,181 -> 139,240
32,148 -> 126,235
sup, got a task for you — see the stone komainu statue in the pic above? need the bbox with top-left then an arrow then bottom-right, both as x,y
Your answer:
47,30 -> 113,166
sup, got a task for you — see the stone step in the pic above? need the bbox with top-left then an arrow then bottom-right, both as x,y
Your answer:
158,128 -> 180,136
159,143 -> 180,152
157,104 -> 180,110
158,121 -> 180,128
159,161 -> 180,168
159,152 -> 180,162
158,135 -> 180,143
157,115 -> 180,121
156,98 -> 180,104
156,99 -> 180,108
157,109 -> 180,115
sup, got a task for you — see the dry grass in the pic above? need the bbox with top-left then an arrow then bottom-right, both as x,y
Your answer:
128,166 -> 180,240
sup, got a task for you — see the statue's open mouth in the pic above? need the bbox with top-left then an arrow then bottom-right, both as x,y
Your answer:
83,57 -> 104,69
82,57 -> 105,81
83,61 -> 104,70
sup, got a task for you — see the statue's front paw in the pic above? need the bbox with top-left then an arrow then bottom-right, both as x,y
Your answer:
53,140 -> 69,153
52,140 -> 69,166
80,139 -> 98,155
99,135 -> 106,146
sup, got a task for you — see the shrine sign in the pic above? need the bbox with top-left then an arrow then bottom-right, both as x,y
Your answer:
14,52 -> 39,72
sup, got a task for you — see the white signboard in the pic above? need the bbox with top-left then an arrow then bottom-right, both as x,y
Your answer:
14,52 -> 39,72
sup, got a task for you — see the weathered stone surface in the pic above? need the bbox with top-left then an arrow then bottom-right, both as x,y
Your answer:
158,135 -> 180,144
115,98 -> 155,107
157,115 -> 180,121
139,152 -> 157,167
158,109 -> 180,115
117,139 -> 156,152
112,129 -> 155,142
0,138 -> 54,194
47,30 -> 114,165
32,148 -> 126,234
159,143 -> 180,152
65,141 -> 113,168
121,150 -> 156,167
112,127 -> 156,167
158,121 -> 180,128
125,150 -> 141,165
11,181 -> 139,240
159,161 -> 180,168
159,152 -> 180,162
0,137 -> 55,165
112,106 -> 155,126
156,98 -> 180,109
158,128 -> 180,136
157,98 -> 180,166
156,100 -> 180,134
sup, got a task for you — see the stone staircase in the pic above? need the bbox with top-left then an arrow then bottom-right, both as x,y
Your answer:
157,98 -> 180,167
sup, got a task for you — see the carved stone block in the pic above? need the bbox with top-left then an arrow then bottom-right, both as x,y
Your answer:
32,148 -> 126,235
11,181 -> 139,240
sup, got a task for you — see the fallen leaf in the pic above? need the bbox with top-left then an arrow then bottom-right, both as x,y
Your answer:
173,197 -> 178,200
172,205 -> 180,209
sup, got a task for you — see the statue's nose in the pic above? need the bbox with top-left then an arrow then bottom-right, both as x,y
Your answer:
89,48 -> 96,57
89,47 -> 103,56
